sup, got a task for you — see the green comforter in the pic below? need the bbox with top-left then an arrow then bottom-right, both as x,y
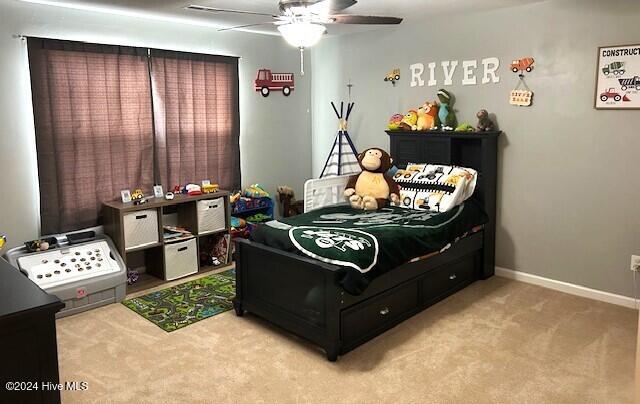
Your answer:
251,200 -> 487,294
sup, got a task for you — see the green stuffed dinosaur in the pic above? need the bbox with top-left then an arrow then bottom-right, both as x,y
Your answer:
437,89 -> 457,131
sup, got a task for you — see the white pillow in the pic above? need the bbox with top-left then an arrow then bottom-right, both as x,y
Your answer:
393,163 -> 478,212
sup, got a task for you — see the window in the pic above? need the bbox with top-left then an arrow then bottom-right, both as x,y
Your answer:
150,50 -> 240,191
27,38 -> 240,234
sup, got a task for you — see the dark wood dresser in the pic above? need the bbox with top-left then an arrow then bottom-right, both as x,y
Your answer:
0,258 -> 64,404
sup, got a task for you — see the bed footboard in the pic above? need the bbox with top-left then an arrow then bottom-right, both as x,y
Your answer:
233,239 -> 344,360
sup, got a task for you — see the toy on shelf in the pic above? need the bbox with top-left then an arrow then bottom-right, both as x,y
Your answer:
510,57 -> 535,73
230,191 -> 241,204
398,110 -> 418,131
131,189 -> 146,205
199,233 -> 230,268
437,89 -> 457,131
384,68 -> 401,86
165,192 -> 175,200
277,185 -> 303,217
232,196 -> 272,215
185,183 -> 202,196
202,183 -> 219,194
242,184 -> 269,198
344,148 -> 400,211
417,101 -> 439,131
455,123 -> 475,132
387,113 -> 404,130
245,213 -> 272,223
231,190 -> 274,238
476,109 -> 497,131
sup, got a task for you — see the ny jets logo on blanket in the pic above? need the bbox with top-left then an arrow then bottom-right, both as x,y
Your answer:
288,227 -> 379,273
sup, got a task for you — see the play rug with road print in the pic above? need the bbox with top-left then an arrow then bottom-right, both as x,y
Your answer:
122,270 -> 235,332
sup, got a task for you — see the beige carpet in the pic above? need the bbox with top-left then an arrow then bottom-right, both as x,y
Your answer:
56,276 -> 637,404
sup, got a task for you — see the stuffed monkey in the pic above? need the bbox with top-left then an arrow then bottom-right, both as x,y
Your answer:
344,148 -> 400,211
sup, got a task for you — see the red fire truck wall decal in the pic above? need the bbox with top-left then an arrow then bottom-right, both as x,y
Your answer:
254,69 -> 295,97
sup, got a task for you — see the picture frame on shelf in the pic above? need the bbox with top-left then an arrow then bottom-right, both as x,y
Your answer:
153,185 -> 164,198
120,189 -> 132,203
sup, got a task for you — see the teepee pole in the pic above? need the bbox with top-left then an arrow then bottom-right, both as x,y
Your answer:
331,102 -> 340,119
346,102 -> 354,121
338,130 -> 343,175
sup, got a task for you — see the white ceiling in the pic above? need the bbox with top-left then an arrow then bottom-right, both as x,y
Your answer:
21,0 -> 547,35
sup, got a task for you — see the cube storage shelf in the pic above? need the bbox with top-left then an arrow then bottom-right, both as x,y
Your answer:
103,191 -> 231,293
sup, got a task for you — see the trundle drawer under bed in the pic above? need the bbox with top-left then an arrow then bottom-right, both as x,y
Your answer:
339,254 -> 477,350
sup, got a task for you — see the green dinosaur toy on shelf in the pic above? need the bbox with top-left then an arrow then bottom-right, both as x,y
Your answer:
437,89 -> 457,131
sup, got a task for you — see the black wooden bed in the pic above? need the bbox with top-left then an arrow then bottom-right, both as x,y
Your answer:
233,130 -> 500,361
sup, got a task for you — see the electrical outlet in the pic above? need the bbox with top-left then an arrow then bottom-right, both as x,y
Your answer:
631,255 -> 640,272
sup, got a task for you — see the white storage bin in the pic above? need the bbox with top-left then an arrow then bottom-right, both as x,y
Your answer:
197,198 -> 226,235
164,238 -> 198,281
123,209 -> 159,250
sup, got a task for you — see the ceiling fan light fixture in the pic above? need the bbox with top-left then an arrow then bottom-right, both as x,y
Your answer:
277,22 -> 326,48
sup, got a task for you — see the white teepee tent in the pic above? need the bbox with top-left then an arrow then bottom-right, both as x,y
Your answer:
320,102 -> 361,178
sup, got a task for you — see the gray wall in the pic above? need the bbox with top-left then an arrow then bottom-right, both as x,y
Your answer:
0,0 -> 311,249
311,0 -> 640,297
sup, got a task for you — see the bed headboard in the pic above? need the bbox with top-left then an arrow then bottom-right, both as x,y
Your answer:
387,130 -> 500,279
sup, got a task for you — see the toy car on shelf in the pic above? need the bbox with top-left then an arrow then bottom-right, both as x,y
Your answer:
131,188 -> 146,205
384,68 -> 401,83
131,189 -> 144,200
510,57 -> 534,73
202,183 -> 219,194
599,88 -> 629,102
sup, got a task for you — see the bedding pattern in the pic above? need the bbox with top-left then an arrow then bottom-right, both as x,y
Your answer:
251,201 -> 487,294
394,164 -> 477,212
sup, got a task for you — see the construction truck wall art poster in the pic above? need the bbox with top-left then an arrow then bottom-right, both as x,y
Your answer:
595,44 -> 640,109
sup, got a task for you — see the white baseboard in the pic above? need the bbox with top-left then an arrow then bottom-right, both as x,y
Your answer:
495,266 -> 638,310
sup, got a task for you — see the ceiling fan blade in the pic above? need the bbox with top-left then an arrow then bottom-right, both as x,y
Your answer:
186,4 -> 278,18
331,0 -> 358,12
217,22 -> 277,32
328,14 -> 403,25
309,0 -> 358,13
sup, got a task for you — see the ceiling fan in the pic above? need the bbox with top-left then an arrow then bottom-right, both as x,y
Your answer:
186,0 -> 403,74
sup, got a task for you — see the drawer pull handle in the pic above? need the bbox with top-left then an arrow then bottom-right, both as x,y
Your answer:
449,274 -> 457,280
135,214 -> 147,220
379,307 -> 390,316
177,246 -> 188,252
